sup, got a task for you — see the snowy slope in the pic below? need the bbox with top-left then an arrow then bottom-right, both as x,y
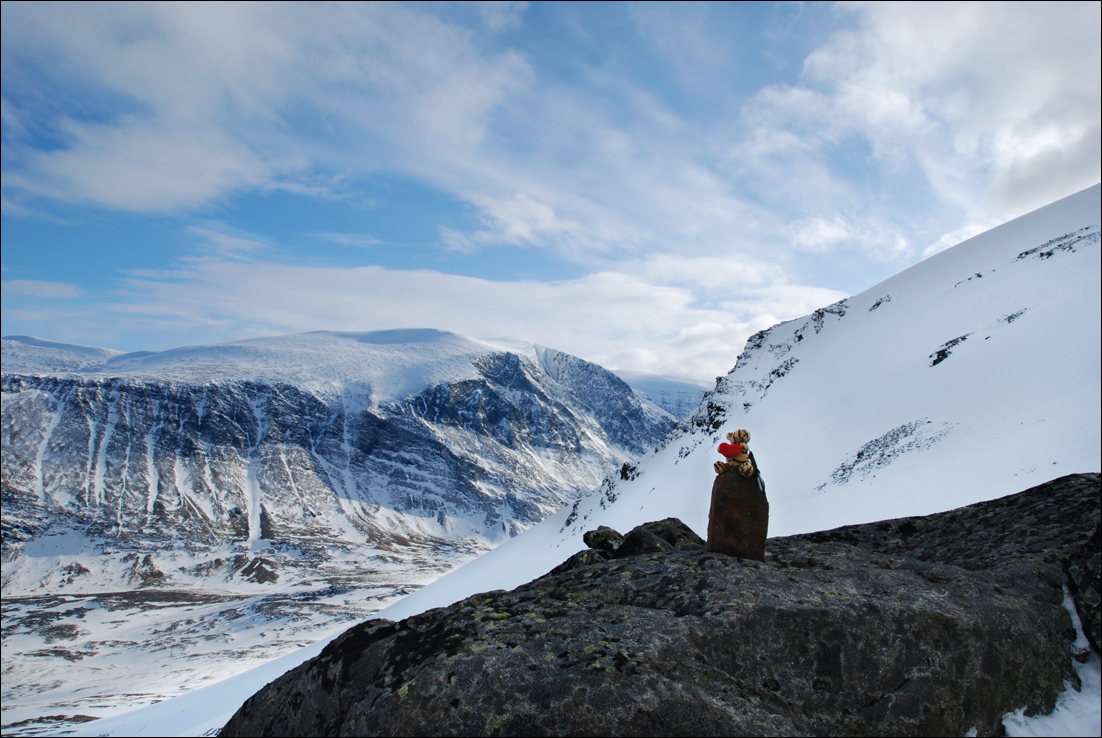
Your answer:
1,336 -> 122,374
35,184 -> 1102,737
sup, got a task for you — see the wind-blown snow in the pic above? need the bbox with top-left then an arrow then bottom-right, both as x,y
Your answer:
8,328 -> 544,405
15,185 -> 1102,737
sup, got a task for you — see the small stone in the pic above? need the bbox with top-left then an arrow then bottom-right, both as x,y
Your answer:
583,526 -> 624,555
638,518 -> 705,550
611,527 -> 676,558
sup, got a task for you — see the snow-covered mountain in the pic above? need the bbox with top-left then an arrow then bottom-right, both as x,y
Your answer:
100,182 -> 1102,738
1,336 -> 123,373
0,329 -> 672,730
3,329 -> 671,566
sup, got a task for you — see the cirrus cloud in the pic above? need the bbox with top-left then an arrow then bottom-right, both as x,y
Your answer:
1,280 -> 83,298
1,2 -> 1097,377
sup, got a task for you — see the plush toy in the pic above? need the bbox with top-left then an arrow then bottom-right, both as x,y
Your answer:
707,427 -> 768,560
714,429 -> 754,477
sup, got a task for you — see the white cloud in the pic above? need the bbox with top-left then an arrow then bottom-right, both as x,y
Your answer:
26,121 -> 270,212
624,253 -> 781,291
2,2 -> 1097,374
4,2 -> 1096,237
186,226 -> 273,256
473,2 -> 529,32
764,2 -> 805,40
87,256 -> 840,384
799,1 -> 1101,218
789,214 -> 909,258
1,280 -> 83,298
1,2 -> 772,274
0,2 -> 532,212
312,232 -> 382,247
721,1 -> 1101,282
629,2 -> 735,93
441,192 -> 582,252
791,216 -> 854,253
991,121 -> 1102,217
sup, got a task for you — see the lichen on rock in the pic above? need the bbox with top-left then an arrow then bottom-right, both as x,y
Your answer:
221,473 -> 1100,738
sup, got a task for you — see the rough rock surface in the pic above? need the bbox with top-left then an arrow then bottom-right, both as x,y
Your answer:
221,473 -> 1100,737
707,454 -> 768,561
1067,520 -> 1101,653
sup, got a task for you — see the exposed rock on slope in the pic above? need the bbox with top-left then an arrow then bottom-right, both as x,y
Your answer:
221,473 -> 1100,737
2,331 -> 671,592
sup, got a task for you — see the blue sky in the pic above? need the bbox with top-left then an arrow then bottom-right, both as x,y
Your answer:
2,2 -> 1099,384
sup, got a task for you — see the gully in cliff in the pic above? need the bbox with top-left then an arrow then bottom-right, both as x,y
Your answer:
708,429 -> 768,561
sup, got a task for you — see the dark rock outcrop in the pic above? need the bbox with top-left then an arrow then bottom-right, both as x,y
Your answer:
221,473 -> 1100,737
580,525 -> 623,556
707,453 -> 768,561
1067,520 -> 1101,653
561,518 -> 704,571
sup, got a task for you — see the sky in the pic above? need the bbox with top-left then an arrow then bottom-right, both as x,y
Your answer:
2,1 -> 1099,385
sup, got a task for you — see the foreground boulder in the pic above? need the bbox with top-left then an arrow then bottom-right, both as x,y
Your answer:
221,473 -> 1100,737
706,458 -> 768,561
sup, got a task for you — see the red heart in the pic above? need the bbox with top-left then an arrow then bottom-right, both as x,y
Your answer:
718,442 -> 743,459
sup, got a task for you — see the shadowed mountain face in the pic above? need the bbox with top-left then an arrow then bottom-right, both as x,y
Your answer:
2,335 -> 672,579
221,473 -> 1100,738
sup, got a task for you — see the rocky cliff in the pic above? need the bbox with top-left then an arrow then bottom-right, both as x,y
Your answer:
2,332 -> 672,594
221,472 -> 1100,737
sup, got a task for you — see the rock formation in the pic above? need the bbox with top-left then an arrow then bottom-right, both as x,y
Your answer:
221,473 -> 1100,737
707,451 -> 768,561
2,334 -> 672,593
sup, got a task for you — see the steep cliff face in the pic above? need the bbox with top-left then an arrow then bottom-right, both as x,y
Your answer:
1,331 -> 672,591
220,473 -> 1100,738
